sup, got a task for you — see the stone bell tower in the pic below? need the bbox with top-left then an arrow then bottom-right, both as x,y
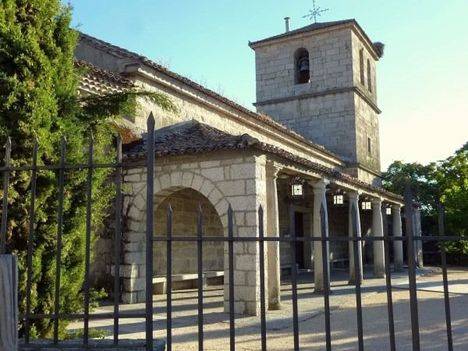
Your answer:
249,19 -> 384,185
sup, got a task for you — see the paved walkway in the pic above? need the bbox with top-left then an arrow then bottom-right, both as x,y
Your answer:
69,267 -> 468,350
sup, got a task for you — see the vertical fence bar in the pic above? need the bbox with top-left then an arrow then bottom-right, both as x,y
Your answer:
0,138 -> 11,255
197,204 -> 204,350
351,203 -> 364,351
83,134 -> 94,345
382,206 -> 396,351
114,135 -> 122,344
24,139 -> 38,343
227,205 -> 235,351
404,184 -> 420,351
53,137 -> 66,343
146,113 -> 155,351
438,203 -> 453,351
166,205 -> 173,351
258,206 -> 267,351
320,203 -> 332,351
288,205 -> 299,351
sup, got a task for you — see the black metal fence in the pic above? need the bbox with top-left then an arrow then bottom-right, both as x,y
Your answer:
0,114 -> 464,351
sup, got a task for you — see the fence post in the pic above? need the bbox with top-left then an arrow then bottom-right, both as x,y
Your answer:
145,112 -> 155,351
0,254 -> 18,351
404,184 -> 420,350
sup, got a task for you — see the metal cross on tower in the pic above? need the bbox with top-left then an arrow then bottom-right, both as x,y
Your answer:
303,0 -> 329,23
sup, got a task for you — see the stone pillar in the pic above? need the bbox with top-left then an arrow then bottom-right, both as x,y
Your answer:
348,191 -> 363,284
312,179 -> 330,293
392,204 -> 404,271
371,198 -> 385,278
413,206 -> 424,268
0,255 -> 18,350
223,154 -> 267,316
266,162 -> 281,310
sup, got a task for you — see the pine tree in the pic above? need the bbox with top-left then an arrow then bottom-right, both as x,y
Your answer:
0,0 -> 174,337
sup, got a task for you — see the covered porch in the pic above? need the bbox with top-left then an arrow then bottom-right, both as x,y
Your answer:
119,119 -> 414,316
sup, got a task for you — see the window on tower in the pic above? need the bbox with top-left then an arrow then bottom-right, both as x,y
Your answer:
359,49 -> 364,85
367,59 -> 372,92
367,137 -> 372,156
294,48 -> 310,84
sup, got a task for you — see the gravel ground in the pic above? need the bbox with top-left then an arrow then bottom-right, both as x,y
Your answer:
68,267 -> 468,350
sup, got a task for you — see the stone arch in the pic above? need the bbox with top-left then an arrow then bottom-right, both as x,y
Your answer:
154,171 -> 231,229
125,170 -> 233,235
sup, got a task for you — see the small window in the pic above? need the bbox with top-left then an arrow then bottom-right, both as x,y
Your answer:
367,59 -> 372,92
367,137 -> 372,156
294,48 -> 310,84
361,201 -> 372,210
359,49 -> 364,85
333,194 -> 344,205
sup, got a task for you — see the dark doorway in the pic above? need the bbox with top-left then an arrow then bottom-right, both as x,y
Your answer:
295,212 -> 305,268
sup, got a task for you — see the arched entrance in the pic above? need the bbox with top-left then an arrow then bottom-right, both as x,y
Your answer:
153,188 -> 224,277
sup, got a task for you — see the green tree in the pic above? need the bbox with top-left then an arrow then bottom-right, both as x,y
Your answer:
0,0 -> 174,337
382,143 -> 468,258
436,143 -> 468,256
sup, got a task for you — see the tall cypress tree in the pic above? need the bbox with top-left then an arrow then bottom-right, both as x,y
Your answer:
0,0 -> 174,337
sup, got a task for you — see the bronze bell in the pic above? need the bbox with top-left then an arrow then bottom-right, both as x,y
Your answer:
297,57 -> 309,72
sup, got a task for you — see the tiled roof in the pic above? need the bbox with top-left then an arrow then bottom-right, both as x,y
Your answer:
76,60 -> 134,94
124,120 -> 402,202
78,32 -> 343,162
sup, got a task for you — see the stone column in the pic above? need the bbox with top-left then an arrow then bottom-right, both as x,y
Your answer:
392,204 -> 404,271
312,179 -> 330,293
413,207 -> 424,268
348,191 -> 363,284
266,162 -> 281,310
371,198 -> 385,278
0,255 -> 18,350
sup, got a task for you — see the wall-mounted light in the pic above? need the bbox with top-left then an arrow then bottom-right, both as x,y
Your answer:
361,201 -> 372,210
333,194 -> 344,205
386,207 -> 392,215
290,176 -> 305,199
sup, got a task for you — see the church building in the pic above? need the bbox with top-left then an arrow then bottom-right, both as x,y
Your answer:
75,19 -> 409,316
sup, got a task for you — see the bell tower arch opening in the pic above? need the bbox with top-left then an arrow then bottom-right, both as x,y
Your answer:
294,48 -> 310,84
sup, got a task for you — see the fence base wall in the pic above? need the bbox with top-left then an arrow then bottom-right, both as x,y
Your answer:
19,339 -> 166,351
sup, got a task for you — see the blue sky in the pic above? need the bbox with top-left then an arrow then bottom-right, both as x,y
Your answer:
68,0 -> 467,168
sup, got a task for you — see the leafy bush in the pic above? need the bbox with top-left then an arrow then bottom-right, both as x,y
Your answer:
0,0 -> 174,337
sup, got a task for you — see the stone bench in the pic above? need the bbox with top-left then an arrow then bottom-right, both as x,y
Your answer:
153,273 -> 207,294
331,258 -> 349,269
205,270 -> 224,285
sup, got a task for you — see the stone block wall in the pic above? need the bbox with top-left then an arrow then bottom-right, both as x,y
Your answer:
351,31 -> 377,103
258,92 -> 357,164
354,93 -> 381,174
154,188 -> 224,275
254,28 -> 354,102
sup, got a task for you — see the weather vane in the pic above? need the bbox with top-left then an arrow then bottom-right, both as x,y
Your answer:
303,0 -> 329,23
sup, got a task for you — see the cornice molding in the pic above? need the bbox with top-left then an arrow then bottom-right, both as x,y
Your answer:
255,86 -> 381,114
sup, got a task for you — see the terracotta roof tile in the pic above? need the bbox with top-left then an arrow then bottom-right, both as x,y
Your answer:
124,121 -> 402,201
76,60 -> 134,94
